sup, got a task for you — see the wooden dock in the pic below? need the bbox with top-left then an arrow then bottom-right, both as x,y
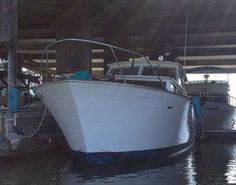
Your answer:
204,129 -> 236,139
0,133 -> 67,158
0,107 -> 68,158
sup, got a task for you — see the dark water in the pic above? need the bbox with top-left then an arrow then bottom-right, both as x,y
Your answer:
1,139 -> 236,185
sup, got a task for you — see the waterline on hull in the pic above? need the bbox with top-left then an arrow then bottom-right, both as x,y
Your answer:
75,141 -> 194,165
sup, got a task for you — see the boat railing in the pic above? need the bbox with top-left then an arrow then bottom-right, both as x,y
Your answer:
187,80 -> 228,85
40,38 -> 165,89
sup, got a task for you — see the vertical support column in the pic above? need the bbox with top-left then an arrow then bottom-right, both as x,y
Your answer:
7,40 -> 17,137
103,14 -> 131,74
56,0 -> 91,74
148,20 -> 176,61
148,33 -> 166,60
149,36 -> 175,61
7,0 -> 17,139
0,0 -> 17,138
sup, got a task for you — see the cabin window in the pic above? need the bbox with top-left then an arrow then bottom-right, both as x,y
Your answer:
178,76 -> 184,87
166,81 -> 175,92
118,80 -> 180,94
107,67 -> 140,77
178,68 -> 185,87
142,67 -> 176,79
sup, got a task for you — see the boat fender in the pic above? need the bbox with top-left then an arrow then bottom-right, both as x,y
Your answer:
200,95 -> 206,106
9,87 -> 20,113
191,96 -> 203,119
191,96 -> 205,140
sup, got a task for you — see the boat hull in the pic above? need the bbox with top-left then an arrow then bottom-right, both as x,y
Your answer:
203,102 -> 236,131
35,80 -> 194,164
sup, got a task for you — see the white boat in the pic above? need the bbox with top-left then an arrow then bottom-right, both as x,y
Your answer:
34,39 -> 194,164
185,67 -> 236,131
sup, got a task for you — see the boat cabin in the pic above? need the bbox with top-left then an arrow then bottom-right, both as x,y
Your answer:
185,67 -> 236,106
106,58 -> 187,96
185,80 -> 236,106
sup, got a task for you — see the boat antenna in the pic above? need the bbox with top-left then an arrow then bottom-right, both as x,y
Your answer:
183,12 -> 188,67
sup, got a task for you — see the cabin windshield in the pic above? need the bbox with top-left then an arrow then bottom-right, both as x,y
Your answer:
107,66 -> 140,77
142,67 -> 176,80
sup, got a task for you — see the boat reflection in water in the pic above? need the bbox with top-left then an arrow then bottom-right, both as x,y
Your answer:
66,153 -> 197,185
1,140 -> 236,184
62,140 -> 236,185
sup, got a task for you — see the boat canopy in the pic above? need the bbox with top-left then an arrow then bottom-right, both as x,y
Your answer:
185,66 -> 227,74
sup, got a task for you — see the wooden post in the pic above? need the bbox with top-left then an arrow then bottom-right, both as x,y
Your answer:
56,0 -> 91,74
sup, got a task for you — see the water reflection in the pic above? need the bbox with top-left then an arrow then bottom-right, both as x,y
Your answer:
1,140 -> 236,185
194,139 -> 236,185
225,144 -> 236,184
182,153 -> 197,185
68,156 -> 196,185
